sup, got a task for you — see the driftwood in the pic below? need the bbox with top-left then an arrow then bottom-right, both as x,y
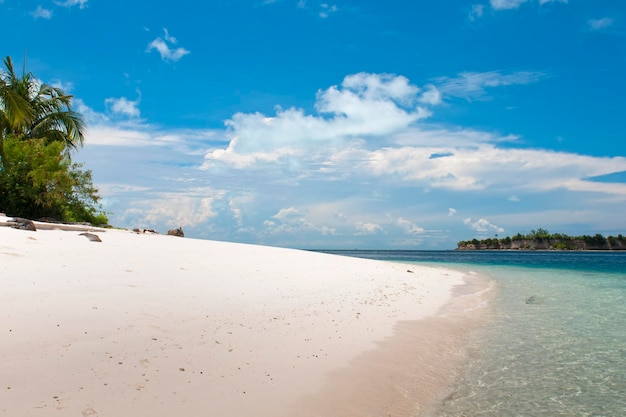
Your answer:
0,217 -> 107,233
0,218 -> 38,231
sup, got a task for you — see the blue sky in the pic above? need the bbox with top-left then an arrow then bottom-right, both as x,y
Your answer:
2,0 -> 626,249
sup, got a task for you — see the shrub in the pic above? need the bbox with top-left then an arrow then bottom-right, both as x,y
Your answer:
0,136 -> 108,224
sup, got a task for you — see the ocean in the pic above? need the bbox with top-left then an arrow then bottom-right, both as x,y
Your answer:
317,250 -> 626,417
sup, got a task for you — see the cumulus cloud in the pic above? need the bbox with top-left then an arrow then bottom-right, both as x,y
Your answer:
355,222 -> 384,235
397,217 -> 425,234
143,195 -> 217,228
199,72 -> 626,200
203,72 -> 430,167
31,6 -> 52,19
266,207 -> 336,235
588,18 -> 614,30
147,28 -> 190,62
105,96 -> 141,118
464,218 -> 504,233
273,207 -> 301,221
418,85 -> 442,105
74,71 -> 626,248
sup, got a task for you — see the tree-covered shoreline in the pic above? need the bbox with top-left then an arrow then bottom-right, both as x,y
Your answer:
458,228 -> 626,251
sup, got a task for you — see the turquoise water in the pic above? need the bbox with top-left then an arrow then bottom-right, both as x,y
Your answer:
318,251 -> 626,417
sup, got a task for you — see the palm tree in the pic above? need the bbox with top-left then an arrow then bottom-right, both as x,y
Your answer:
0,60 -> 32,163
0,56 -> 85,161
0,56 -> 105,224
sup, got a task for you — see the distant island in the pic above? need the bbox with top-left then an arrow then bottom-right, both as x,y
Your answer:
457,229 -> 626,251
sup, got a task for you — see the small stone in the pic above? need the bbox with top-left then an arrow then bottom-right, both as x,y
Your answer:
79,233 -> 102,242
9,218 -> 36,231
167,227 -> 185,237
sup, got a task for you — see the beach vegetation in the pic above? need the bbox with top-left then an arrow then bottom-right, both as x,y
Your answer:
0,56 -> 107,225
458,228 -> 625,251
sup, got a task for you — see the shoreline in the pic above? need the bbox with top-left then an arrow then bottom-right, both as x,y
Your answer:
1,217 -> 493,416
289,273 -> 495,417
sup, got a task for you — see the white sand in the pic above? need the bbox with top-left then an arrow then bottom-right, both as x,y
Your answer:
0,216 -> 490,416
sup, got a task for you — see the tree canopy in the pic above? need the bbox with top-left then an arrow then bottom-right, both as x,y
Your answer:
0,56 -> 107,225
457,229 -> 625,251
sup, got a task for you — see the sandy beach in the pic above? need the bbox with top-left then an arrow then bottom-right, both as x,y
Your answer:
1,216 -> 492,417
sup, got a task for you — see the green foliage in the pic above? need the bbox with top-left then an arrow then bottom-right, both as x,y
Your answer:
458,228 -> 624,250
1,56 -> 108,225
581,234 -> 607,246
0,137 -> 108,224
512,233 -> 524,241
554,242 -> 575,250
528,228 -> 550,241
0,56 -> 84,156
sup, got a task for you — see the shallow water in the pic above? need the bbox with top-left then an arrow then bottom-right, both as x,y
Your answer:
317,251 -> 626,417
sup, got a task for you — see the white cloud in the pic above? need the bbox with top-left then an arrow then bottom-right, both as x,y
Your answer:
203,73 -> 430,167
319,3 -> 337,18
588,18 -> 614,30
464,218 -> 504,233
105,96 -> 141,118
355,222 -> 384,235
73,72 -> 626,248
490,0 -> 527,10
435,70 -> 545,101
54,0 -> 88,8
508,195 -> 520,202
397,217 -> 425,234
147,29 -> 190,62
199,72 -> 626,200
468,4 -> 484,21
490,0 -> 566,11
361,145 -> 626,195
143,196 -> 217,228
418,85 -> 442,105
265,207 -> 337,236
273,207 -> 301,220
84,123 -> 218,149
105,186 -> 226,231
76,99 -> 217,147
163,28 -> 178,44
50,79 -> 74,92
31,6 -> 52,19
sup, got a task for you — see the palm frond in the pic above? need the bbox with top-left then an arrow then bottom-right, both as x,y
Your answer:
2,56 -> 86,158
